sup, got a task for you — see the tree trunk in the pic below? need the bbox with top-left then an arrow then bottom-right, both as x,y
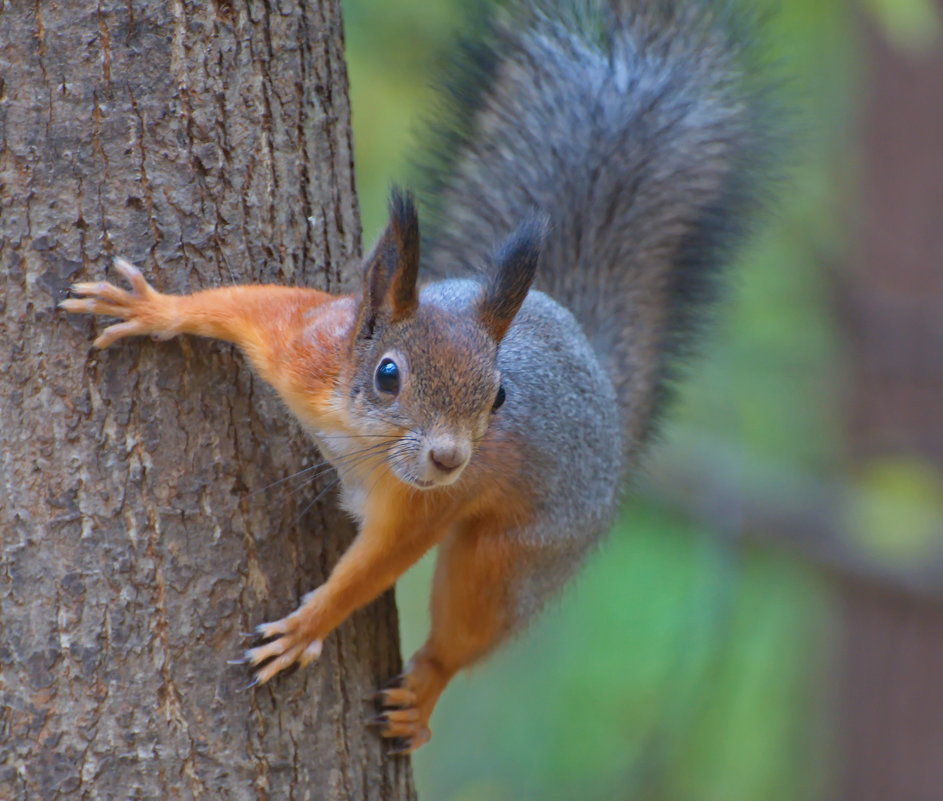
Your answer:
831,6 -> 943,800
0,2 -> 415,799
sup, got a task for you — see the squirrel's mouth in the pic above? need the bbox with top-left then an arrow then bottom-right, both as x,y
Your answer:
397,468 -> 466,491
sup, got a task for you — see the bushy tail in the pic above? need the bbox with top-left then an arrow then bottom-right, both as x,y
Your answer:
419,0 -> 778,458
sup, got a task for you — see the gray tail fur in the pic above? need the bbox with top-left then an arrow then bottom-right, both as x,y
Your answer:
419,0 -> 780,459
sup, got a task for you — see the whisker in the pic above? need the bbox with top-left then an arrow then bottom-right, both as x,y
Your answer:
372,445 -> 419,495
290,448 -> 393,523
294,476 -> 343,525
272,427 -> 434,522
251,439 -> 400,508
249,462 -> 329,497
331,443 -> 397,475
318,432 -> 400,441
287,445 -> 393,498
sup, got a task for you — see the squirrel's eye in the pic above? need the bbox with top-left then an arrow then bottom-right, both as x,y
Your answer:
492,385 -> 506,411
375,358 -> 400,395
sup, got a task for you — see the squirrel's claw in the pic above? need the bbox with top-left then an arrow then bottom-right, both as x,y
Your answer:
371,676 -> 431,753
59,258 -> 179,347
368,709 -> 421,739
112,256 -> 149,293
385,729 -> 431,757
93,321 -> 146,349
374,686 -> 417,708
252,643 -> 307,684
59,293 -> 124,317
243,605 -> 325,686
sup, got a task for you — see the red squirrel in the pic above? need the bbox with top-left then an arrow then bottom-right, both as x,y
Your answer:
61,0 -> 776,753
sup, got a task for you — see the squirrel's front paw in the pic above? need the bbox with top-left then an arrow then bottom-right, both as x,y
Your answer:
244,591 -> 326,685
59,257 -> 176,348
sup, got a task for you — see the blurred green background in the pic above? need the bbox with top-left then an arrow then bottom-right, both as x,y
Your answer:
340,1 -> 942,799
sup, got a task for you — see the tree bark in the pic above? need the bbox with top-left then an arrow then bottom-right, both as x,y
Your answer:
0,2 -> 415,799
830,7 -> 943,800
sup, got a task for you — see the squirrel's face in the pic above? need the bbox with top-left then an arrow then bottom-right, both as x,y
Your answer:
347,308 -> 504,489
343,190 -> 543,491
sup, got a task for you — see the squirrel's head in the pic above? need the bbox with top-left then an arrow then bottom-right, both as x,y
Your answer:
344,189 -> 543,490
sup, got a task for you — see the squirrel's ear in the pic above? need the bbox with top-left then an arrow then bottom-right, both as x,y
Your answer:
478,215 -> 547,342
356,188 -> 420,338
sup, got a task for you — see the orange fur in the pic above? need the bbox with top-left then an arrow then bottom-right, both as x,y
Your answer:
297,471 -> 525,640
168,286 -> 351,419
65,276 -> 357,426
376,511 -> 532,751
63,267 -> 536,752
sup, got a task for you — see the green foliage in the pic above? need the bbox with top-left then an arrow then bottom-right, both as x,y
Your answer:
343,1 -> 478,241
862,0 -> 942,52
848,458 -> 943,566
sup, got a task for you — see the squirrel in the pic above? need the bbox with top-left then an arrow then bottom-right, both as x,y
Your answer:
60,0 -> 775,753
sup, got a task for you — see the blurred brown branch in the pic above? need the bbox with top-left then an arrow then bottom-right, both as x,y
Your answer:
641,434 -> 943,599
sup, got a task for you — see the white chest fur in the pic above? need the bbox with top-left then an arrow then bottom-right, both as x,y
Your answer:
308,429 -> 370,522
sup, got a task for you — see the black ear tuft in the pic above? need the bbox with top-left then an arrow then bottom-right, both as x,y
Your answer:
387,187 -> 420,321
356,187 -> 421,339
478,214 -> 548,342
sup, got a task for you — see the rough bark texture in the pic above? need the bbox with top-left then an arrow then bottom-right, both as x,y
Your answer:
0,1 -> 416,799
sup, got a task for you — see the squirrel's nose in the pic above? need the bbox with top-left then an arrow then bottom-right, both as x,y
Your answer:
429,443 -> 468,473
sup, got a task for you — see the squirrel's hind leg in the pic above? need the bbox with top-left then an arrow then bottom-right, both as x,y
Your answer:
373,518 -> 530,754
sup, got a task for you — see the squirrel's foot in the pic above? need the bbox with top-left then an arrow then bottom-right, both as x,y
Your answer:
244,591 -> 325,685
59,257 -> 176,348
370,657 -> 447,754
371,680 -> 432,755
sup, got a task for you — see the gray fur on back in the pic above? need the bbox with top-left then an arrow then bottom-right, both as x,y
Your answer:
421,0 -> 775,463
418,0 -> 776,624
422,279 -> 623,617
